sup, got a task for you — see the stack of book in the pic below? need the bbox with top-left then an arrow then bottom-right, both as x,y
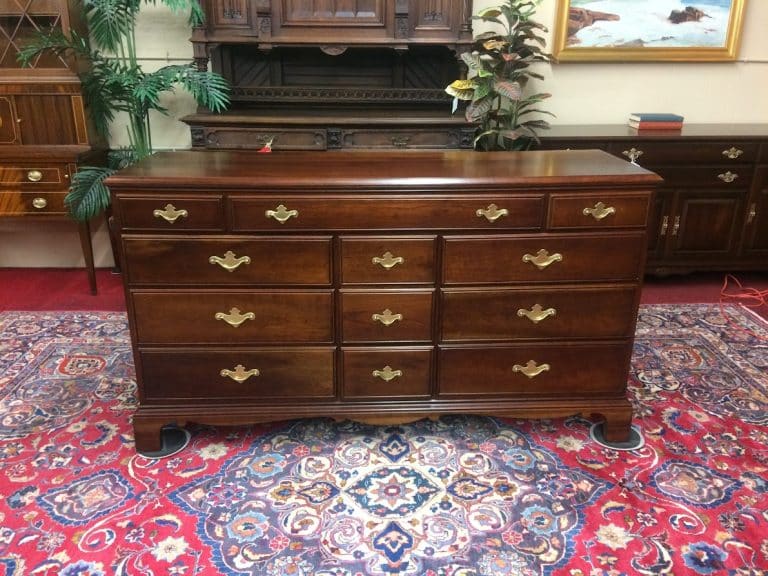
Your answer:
628,113 -> 684,131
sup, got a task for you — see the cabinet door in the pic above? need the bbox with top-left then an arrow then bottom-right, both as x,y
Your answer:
273,0 -> 389,40
14,94 -> 82,145
741,165 -> 768,259
0,96 -> 20,143
666,189 -> 745,263
0,0 -> 72,71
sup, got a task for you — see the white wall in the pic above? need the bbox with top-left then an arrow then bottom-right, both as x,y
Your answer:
3,0 -> 767,269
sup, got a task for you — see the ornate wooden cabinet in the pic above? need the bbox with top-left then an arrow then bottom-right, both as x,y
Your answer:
0,0 -> 100,292
107,149 -> 661,454
185,0 -> 475,150
539,124 -> 768,275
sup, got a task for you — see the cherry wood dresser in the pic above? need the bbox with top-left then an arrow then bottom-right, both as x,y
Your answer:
106,149 -> 661,453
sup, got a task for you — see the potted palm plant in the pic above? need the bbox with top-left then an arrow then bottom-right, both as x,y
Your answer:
18,0 -> 229,221
445,0 -> 553,151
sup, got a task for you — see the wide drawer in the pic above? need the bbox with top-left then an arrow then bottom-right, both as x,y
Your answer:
139,348 -> 335,400
342,347 -> 432,399
645,164 -> 753,189
230,195 -> 545,231
438,342 -> 632,397
340,236 -> 436,285
549,192 -> 650,229
341,129 -> 460,149
203,128 -> 327,150
442,233 -> 646,284
0,191 -> 67,215
0,164 -> 68,188
607,140 -> 761,165
115,195 -> 225,231
441,285 -> 639,341
122,236 -> 332,285
131,290 -> 333,344
340,290 -> 434,343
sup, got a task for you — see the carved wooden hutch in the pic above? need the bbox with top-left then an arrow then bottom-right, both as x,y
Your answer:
185,0 -> 476,150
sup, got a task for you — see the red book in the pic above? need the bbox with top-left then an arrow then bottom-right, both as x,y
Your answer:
628,120 -> 684,130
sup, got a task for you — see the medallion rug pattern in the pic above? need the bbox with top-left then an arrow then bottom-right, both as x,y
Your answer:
0,305 -> 766,575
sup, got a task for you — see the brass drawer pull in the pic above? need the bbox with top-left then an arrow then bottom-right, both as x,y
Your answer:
32,197 -> 48,209
372,365 -> 402,382
512,360 -> 550,379
153,204 -> 188,223
671,216 -> 681,236
220,364 -> 260,383
372,251 -> 404,269
517,304 -> 556,324
622,147 -> 643,163
372,309 -> 403,326
583,201 -> 616,221
522,249 -> 563,270
476,203 -> 509,222
214,307 -> 255,328
265,204 -> 298,223
660,215 -> 669,236
747,203 -> 757,225
209,250 -> 251,272
722,147 -> 743,159
717,171 -> 738,183
391,136 -> 410,148
27,169 -> 43,182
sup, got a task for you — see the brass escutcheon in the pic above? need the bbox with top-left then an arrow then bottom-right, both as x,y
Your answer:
265,204 -> 298,224
583,202 -> 616,221
522,249 -> 563,270
372,251 -> 404,269
27,169 -> 43,182
372,309 -> 403,326
32,197 -> 47,209
722,147 -> 743,159
476,203 -> 509,222
214,307 -> 255,328
153,204 -> 188,223
512,360 -> 550,378
717,171 -> 738,183
220,364 -> 260,383
517,304 -> 557,324
372,366 -> 402,382
209,251 -> 251,272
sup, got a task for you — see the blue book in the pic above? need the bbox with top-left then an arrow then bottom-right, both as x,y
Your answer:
629,113 -> 684,122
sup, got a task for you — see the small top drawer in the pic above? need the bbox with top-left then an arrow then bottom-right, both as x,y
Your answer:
609,141 -> 760,165
230,195 -> 545,231
114,195 -> 225,231
341,237 -> 435,285
548,192 -> 651,229
0,164 -> 68,188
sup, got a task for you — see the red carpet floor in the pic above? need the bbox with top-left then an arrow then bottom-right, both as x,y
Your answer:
1,268 -> 766,318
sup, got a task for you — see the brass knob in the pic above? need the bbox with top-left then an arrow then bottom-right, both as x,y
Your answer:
372,366 -> 402,382
517,304 -> 556,324
27,170 -> 43,182
153,204 -> 188,223
522,249 -> 563,270
209,251 -> 251,272
372,251 -> 405,269
476,203 -> 509,222
583,202 -> 616,221
622,148 -> 643,163
220,364 -> 260,383
512,360 -> 550,379
265,204 -> 298,224
32,197 -> 47,209
717,171 -> 738,183
722,147 -> 743,159
372,309 -> 403,326
214,307 -> 255,328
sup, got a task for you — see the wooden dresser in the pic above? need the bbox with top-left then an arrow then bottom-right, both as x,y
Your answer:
107,149 -> 661,453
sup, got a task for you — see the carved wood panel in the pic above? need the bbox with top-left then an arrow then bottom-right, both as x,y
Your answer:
281,0 -> 383,24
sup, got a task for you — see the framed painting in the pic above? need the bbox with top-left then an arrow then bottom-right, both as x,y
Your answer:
553,0 -> 747,61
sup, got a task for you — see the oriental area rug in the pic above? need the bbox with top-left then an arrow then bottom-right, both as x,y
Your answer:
0,305 -> 766,576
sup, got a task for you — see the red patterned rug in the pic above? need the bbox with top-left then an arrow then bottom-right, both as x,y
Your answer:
0,305 -> 766,575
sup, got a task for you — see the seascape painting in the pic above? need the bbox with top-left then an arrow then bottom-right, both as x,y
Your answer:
554,0 -> 746,61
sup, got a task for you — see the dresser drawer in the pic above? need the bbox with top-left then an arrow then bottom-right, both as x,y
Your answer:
608,140 -> 760,164
441,285 -> 639,341
340,236 -> 436,285
439,342 -> 632,397
342,347 -> 432,399
442,233 -> 646,284
548,192 -> 650,229
131,290 -> 333,344
340,290 -> 433,343
341,129 -> 460,149
122,236 -> 332,285
230,195 -> 544,231
0,164 -> 68,188
0,191 -> 67,215
139,347 -> 335,400
646,164 -> 753,189
115,195 -> 225,231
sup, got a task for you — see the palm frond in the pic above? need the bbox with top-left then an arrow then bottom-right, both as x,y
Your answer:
82,0 -> 140,52
65,167 -> 116,222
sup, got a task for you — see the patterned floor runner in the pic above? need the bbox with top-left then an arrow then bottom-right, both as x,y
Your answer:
0,305 -> 766,575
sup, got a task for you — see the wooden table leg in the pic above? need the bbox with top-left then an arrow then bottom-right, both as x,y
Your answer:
77,220 -> 97,295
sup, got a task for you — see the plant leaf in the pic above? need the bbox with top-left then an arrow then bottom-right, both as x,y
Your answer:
65,167 -> 116,221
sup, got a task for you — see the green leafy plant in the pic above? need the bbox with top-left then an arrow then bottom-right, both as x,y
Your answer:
18,0 -> 229,221
445,0 -> 553,151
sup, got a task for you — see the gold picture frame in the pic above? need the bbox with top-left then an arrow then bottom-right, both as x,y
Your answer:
553,0 -> 747,62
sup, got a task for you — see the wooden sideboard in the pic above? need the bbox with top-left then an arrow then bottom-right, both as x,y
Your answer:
539,124 -> 768,275
107,149 -> 661,454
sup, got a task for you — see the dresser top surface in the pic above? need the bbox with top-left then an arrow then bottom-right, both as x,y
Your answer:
107,149 -> 661,191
